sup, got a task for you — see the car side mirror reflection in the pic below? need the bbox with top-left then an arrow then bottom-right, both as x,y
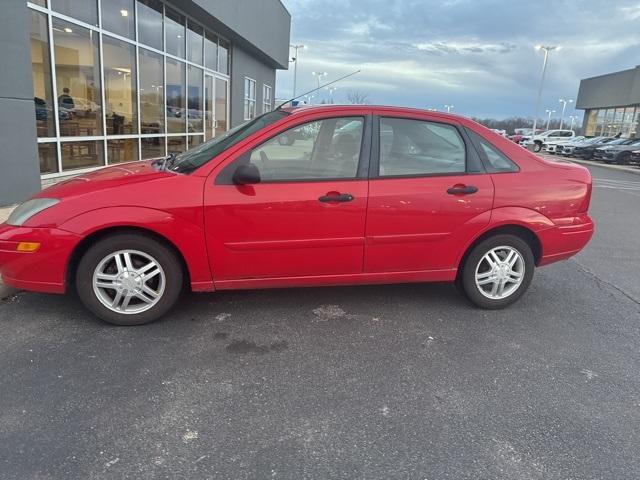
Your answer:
232,163 -> 261,185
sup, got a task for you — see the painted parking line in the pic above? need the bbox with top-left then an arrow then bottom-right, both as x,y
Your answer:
593,178 -> 640,191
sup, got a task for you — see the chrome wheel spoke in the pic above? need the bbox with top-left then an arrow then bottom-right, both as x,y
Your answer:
477,275 -> 496,286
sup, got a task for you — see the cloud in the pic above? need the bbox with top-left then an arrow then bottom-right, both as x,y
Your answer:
277,0 -> 640,118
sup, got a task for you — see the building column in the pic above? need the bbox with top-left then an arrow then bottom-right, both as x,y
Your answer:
0,0 -> 41,206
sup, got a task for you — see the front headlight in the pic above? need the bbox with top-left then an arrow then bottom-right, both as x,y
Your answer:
7,198 -> 60,226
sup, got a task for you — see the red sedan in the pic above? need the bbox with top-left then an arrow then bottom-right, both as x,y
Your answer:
0,106 -> 594,325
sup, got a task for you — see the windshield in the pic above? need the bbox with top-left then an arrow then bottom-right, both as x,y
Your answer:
607,138 -> 633,146
169,110 -> 290,174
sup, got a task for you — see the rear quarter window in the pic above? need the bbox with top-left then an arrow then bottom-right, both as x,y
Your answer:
467,129 -> 518,173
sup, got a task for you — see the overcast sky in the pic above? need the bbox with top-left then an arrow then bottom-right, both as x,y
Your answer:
275,0 -> 640,119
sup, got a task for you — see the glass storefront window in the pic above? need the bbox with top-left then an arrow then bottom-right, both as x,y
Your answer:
187,22 -> 203,65
102,0 -> 135,39
584,110 -> 598,136
218,38 -> 229,75
51,0 -> 98,27
38,143 -> 58,174
137,0 -> 163,50
31,0 -> 47,6
52,18 -> 102,136
631,108 -> 640,138
30,11 -> 56,138
167,136 -> 186,154
141,137 -> 165,159
215,78 -> 228,136
188,135 -> 203,149
204,31 -> 217,71
139,48 -> 164,134
61,140 -> 104,170
188,66 -> 203,133
103,36 -> 137,135
165,8 -> 185,58
107,138 -> 139,164
166,58 -> 185,133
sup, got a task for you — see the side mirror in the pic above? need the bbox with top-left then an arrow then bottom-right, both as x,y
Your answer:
232,163 -> 261,185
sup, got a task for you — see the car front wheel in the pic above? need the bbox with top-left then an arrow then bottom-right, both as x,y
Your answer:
76,233 -> 183,325
459,234 -> 535,309
533,142 -> 542,153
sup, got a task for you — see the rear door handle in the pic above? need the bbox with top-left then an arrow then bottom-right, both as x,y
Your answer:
318,193 -> 354,203
447,185 -> 478,195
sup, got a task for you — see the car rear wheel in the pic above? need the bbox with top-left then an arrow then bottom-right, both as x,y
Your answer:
76,233 -> 183,326
533,142 -> 542,153
617,152 -> 631,165
459,234 -> 535,309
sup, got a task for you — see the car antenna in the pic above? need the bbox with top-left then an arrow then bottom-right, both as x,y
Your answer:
275,70 -> 362,110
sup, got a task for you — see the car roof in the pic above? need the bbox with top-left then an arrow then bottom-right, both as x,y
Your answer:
279,104 -> 464,122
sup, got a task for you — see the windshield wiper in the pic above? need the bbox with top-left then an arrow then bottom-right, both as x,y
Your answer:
151,153 -> 177,171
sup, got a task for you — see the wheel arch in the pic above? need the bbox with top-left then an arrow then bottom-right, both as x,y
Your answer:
65,226 -> 191,292
456,224 -> 542,279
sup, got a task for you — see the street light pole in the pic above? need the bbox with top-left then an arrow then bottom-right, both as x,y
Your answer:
290,44 -> 305,97
532,45 -> 559,135
327,86 -> 338,103
569,115 -> 577,131
444,104 -> 454,113
545,109 -> 556,130
312,71 -> 327,90
558,98 -> 573,130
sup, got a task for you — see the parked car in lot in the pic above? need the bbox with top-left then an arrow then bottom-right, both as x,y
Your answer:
574,137 -> 625,159
631,150 -> 640,164
543,136 -> 585,154
593,138 -> 640,164
557,136 -> 613,156
524,129 -> 575,152
509,128 -> 544,145
0,105 -> 594,325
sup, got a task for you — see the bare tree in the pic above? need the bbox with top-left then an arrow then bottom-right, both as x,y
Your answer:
346,90 -> 370,105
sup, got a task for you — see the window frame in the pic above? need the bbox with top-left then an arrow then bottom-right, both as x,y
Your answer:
244,77 -> 257,121
216,114 -> 373,185
262,84 -> 272,113
370,115 -> 484,180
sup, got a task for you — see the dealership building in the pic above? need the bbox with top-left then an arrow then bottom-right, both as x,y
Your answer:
576,65 -> 640,138
0,0 -> 290,205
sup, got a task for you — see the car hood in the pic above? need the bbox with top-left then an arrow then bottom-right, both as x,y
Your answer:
35,159 -> 172,200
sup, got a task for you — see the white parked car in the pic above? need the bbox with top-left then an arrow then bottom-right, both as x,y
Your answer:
524,129 -> 575,153
543,136 -> 585,154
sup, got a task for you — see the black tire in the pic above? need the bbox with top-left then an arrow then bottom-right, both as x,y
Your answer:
459,234 -> 535,309
76,233 -> 183,326
617,152 -> 631,165
533,142 -> 542,153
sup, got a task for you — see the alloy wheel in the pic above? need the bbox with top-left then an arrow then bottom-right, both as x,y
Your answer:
92,249 -> 166,315
474,246 -> 525,300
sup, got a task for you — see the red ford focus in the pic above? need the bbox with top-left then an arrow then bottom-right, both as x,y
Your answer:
0,106 -> 594,325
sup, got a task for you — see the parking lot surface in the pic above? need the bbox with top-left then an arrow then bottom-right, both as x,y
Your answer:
1,164 -> 640,479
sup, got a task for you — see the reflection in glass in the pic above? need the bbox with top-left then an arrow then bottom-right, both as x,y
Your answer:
103,36 -> 137,135
188,66 -> 203,133
30,11 -> 56,138
137,0 -> 163,50
218,38 -> 229,74
204,31 -> 217,71
165,8 -> 185,58
51,0 -> 98,26
167,136 -> 186,154
52,18 -> 102,136
102,0 -> 135,39
187,22 -> 203,65
166,58 -> 185,133
108,138 -> 139,164
38,143 -> 58,174
32,0 -> 47,6
215,78 -> 228,136
61,140 -> 104,170
139,48 -> 164,134
584,110 -> 598,136
141,137 -> 165,159
188,135 -> 203,149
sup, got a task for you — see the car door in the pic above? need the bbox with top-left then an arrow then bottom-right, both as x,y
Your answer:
364,114 -> 494,273
204,112 -> 372,283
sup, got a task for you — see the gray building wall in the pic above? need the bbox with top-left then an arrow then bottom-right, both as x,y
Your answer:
576,66 -> 640,110
0,0 -> 41,206
230,46 -> 277,127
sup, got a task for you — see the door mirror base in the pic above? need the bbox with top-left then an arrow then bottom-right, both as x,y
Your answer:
233,163 -> 261,185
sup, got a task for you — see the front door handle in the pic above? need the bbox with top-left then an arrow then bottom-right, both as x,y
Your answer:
447,185 -> 478,195
318,192 -> 354,203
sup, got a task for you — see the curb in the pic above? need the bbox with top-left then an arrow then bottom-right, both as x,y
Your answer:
563,158 -> 640,176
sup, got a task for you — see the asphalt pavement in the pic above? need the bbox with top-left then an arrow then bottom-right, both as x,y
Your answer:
1,163 -> 640,479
